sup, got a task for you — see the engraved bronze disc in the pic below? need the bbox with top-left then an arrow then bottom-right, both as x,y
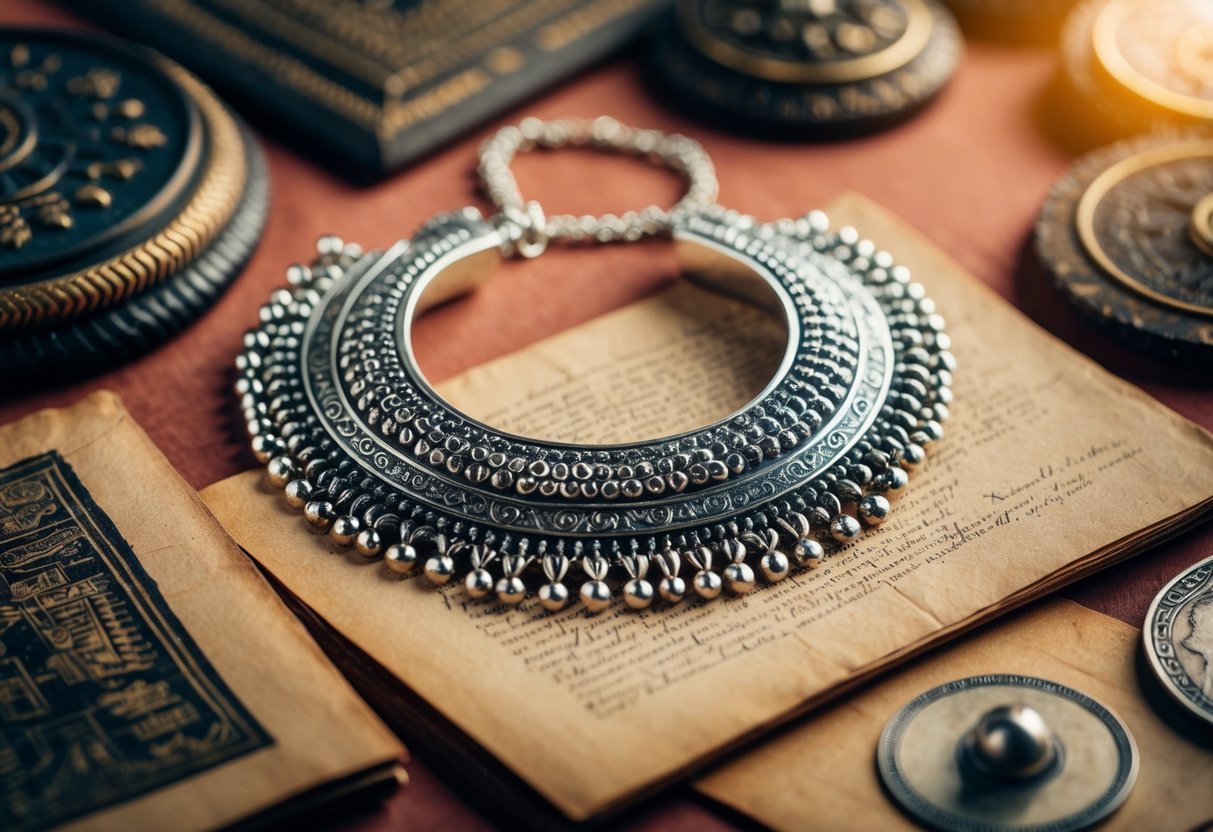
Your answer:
647,0 -> 961,136
0,29 -> 249,332
1059,0 -> 1213,148
1035,132 -> 1213,362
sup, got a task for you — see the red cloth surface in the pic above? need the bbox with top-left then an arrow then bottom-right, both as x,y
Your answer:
2,3 -> 1210,830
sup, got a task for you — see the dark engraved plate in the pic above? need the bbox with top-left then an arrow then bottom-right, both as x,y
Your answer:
0,452 -> 271,831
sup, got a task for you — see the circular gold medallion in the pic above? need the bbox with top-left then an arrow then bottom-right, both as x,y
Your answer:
1036,131 -> 1213,362
648,0 -> 961,136
0,29 -> 248,332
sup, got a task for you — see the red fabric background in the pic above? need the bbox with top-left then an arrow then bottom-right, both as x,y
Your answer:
2,3 -> 1210,829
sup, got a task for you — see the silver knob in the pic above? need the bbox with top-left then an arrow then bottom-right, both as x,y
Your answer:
960,704 -> 1060,782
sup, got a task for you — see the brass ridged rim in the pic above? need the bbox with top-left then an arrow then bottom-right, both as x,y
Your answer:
0,59 -> 248,331
678,0 -> 934,85
1092,0 -> 1213,122
1075,138 -> 1213,320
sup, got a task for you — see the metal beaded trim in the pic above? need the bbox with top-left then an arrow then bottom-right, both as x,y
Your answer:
237,209 -> 952,615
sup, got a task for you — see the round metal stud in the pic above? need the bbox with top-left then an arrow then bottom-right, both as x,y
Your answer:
692,570 -> 723,601
354,528 -> 382,559
580,580 -> 613,614
830,515 -> 862,543
724,562 -> 756,594
538,581 -> 570,611
423,554 -> 456,586
302,499 -> 334,531
465,568 -> 494,599
878,674 -> 1138,832
623,578 -> 656,610
760,550 -> 791,582
496,576 -> 527,605
384,543 -> 419,575
329,515 -> 361,547
859,494 -> 892,527
283,478 -> 313,509
659,575 -> 687,604
266,455 -> 295,488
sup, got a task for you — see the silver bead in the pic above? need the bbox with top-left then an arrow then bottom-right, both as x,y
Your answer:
793,537 -> 825,568
284,478 -> 312,509
658,575 -> 687,604
423,554 -> 455,585
496,576 -> 527,605
760,550 -> 791,582
330,515 -> 361,546
692,570 -> 722,600
354,528 -> 382,558
580,579 -> 612,613
250,434 -> 280,464
858,495 -> 891,527
465,567 -> 494,599
829,514 -> 862,543
303,499 -> 334,530
384,543 -> 418,574
622,578 -> 655,609
724,562 -> 755,594
266,456 -> 296,488
900,443 -> 926,470
873,466 -> 909,495
538,581 -> 569,611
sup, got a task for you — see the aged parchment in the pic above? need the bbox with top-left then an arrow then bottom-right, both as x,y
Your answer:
0,393 -> 404,832
202,194 -> 1213,821
696,599 -> 1213,831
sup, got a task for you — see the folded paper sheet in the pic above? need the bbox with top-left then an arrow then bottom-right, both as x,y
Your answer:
0,393 -> 405,832
696,599 -> 1213,830
202,194 -> 1213,821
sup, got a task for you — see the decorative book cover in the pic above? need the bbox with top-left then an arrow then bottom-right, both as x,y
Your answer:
59,0 -> 669,178
202,194 -> 1213,827
0,392 -> 405,832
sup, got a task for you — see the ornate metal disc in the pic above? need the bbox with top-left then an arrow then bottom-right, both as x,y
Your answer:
1143,553 -> 1213,730
1036,132 -> 1213,362
878,675 -> 1138,832
1060,0 -> 1213,147
0,28 -> 250,332
647,0 -> 961,136
238,201 -> 952,614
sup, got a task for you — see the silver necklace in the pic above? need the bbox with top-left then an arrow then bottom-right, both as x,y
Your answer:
238,117 -> 953,614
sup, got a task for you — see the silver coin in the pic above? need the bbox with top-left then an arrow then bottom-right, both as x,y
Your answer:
877,674 -> 1137,832
1144,553 -> 1213,729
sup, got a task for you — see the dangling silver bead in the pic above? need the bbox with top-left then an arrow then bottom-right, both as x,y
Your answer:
623,578 -> 655,609
538,581 -> 570,611
330,515 -> 361,546
423,554 -> 455,585
830,514 -> 862,543
303,499 -> 334,531
496,576 -> 527,605
250,434 -> 281,464
724,562 -> 755,594
355,528 -> 382,559
858,494 -> 891,527
465,568 -> 494,599
266,455 -> 296,488
899,443 -> 926,470
873,466 -> 909,495
384,543 -> 419,574
658,575 -> 687,604
284,478 -> 312,509
692,570 -> 723,600
760,550 -> 791,582
580,580 -> 612,613
793,537 -> 825,569
580,554 -> 613,613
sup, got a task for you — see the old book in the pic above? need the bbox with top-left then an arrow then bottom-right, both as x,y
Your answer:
696,598 -> 1213,830
201,193 -> 1213,826
0,392 -> 405,832
60,0 -> 666,178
